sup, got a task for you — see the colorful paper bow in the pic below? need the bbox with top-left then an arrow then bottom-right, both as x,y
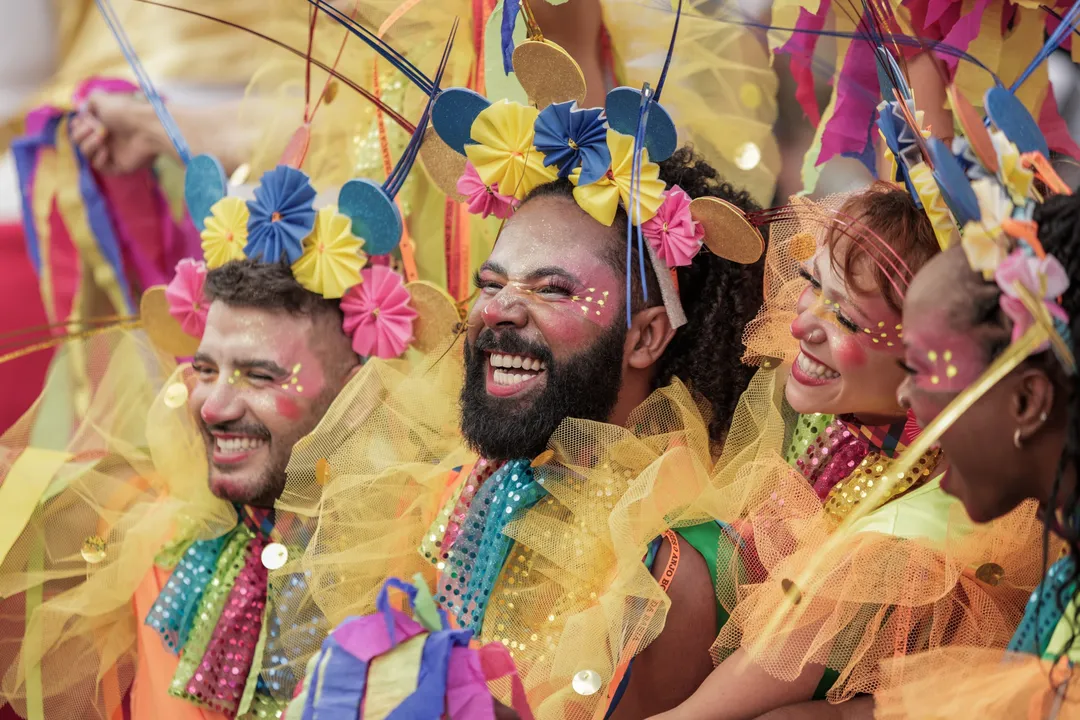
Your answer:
165,258 -> 209,338
642,186 -> 703,268
570,129 -> 665,226
291,206 -> 367,299
533,101 -> 610,184
245,165 -> 318,264
341,265 -> 418,359
995,249 -> 1069,352
960,178 -> 1013,279
464,101 -> 557,201
457,162 -> 518,220
200,197 -> 249,270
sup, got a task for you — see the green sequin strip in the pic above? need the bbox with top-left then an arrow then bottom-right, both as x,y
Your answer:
169,523 -> 254,704
785,413 -> 834,466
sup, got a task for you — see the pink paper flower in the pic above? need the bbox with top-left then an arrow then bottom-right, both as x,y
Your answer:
341,265 -> 418,359
457,162 -> 518,220
642,186 -> 704,268
995,249 -> 1069,350
165,258 -> 209,338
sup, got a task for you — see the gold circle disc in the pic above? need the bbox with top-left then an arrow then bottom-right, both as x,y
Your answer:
405,280 -> 461,354
141,286 -> 201,358
691,197 -> 765,264
512,40 -> 587,110
420,124 -> 468,201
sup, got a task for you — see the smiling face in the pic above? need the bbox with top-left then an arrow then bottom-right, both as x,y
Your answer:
786,239 -> 909,423
189,302 -> 351,506
897,247 -> 1044,522
461,194 -> 631,460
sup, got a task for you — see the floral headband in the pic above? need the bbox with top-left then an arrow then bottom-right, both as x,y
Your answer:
137,9 -> 469,362
874,40 -> 1075,371
422,0 -> 766,329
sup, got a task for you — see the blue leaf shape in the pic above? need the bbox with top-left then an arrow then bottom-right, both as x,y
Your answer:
244,165 -> 317,264
533,101 -> 610,184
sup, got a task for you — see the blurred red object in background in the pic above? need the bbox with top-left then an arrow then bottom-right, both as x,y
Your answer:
0,222 -> 51,435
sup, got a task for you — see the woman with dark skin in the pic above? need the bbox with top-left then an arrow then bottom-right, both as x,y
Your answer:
874,194 -> 1080,717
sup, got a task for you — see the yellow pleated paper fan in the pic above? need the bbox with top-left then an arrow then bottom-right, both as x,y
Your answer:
201,197 -> 249,269
464,100 -> 557,200
292,206 -> 367,299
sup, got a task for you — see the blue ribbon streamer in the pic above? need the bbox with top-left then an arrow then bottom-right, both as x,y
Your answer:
73,133 -> 136,313
1011,0 -> 1080,92
501,0 -> 523,76
92,0 -> 192,165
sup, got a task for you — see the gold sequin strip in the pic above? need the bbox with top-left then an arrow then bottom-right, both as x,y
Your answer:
822,447 -> 942,523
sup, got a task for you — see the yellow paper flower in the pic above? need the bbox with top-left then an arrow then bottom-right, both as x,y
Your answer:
570,130 -> 665,226
991,130 -> 1034,204
200,197 -> 249,269
961,224 -> 1008,280
958,178 -> 1013,279
464,100 -> 557,201
291,206 -> 367,299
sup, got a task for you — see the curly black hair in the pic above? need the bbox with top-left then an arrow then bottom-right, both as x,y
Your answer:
521,146 -> 766,445
1032,194 -> 1080,670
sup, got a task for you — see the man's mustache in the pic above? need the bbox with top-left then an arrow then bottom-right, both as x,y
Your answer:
200,421 -> 272,440
470,329 -> 554,367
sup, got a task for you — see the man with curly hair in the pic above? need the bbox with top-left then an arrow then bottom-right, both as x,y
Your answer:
283,146 -> 766,719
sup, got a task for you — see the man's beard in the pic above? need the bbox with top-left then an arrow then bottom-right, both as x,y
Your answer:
460,321 -> 627,461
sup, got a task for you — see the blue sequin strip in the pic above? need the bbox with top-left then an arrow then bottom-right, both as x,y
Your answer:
145,534 -> 230,653
262,569 -> 321,701
438,459 -> 547,633
1007,555 -> 1076,657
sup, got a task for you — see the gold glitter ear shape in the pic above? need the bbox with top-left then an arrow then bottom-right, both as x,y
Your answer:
512,39 -> 587,110
419,124 -> 468,200
141,286 -> 201,358
406,281 -> 462,354
690,196 -> 765,264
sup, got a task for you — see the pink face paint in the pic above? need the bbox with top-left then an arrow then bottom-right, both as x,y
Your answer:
275,394 -> 302,421
834,336 -> 868,368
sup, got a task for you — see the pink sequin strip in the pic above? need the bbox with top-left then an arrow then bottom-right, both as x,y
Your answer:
442,459 -> 500,551
794,418 -> 869,502
186,534 -> 269,716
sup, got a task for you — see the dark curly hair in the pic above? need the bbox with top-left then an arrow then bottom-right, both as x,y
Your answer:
521,146 -> 766,444
204,258 -> 344,323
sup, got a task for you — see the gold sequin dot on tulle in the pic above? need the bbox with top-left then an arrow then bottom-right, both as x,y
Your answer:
163,382 -> 189,409
975,562 -> 1006,586
822,447 -> 942,523
572,669 -> 602,696
81,535 -> 107,564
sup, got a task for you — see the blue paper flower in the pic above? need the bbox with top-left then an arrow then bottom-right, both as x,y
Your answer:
533,101 -> 610,185
244,166 -> 317,264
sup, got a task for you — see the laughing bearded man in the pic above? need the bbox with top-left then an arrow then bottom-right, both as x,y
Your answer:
273,147 -> 769,720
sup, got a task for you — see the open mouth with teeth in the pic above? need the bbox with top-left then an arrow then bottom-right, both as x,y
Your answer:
486,351 -> 548,398
791,350 -> 840,386
211,434 -> 270,466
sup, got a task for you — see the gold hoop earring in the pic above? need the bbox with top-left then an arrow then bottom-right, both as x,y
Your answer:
1013,428 -> 1023,450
